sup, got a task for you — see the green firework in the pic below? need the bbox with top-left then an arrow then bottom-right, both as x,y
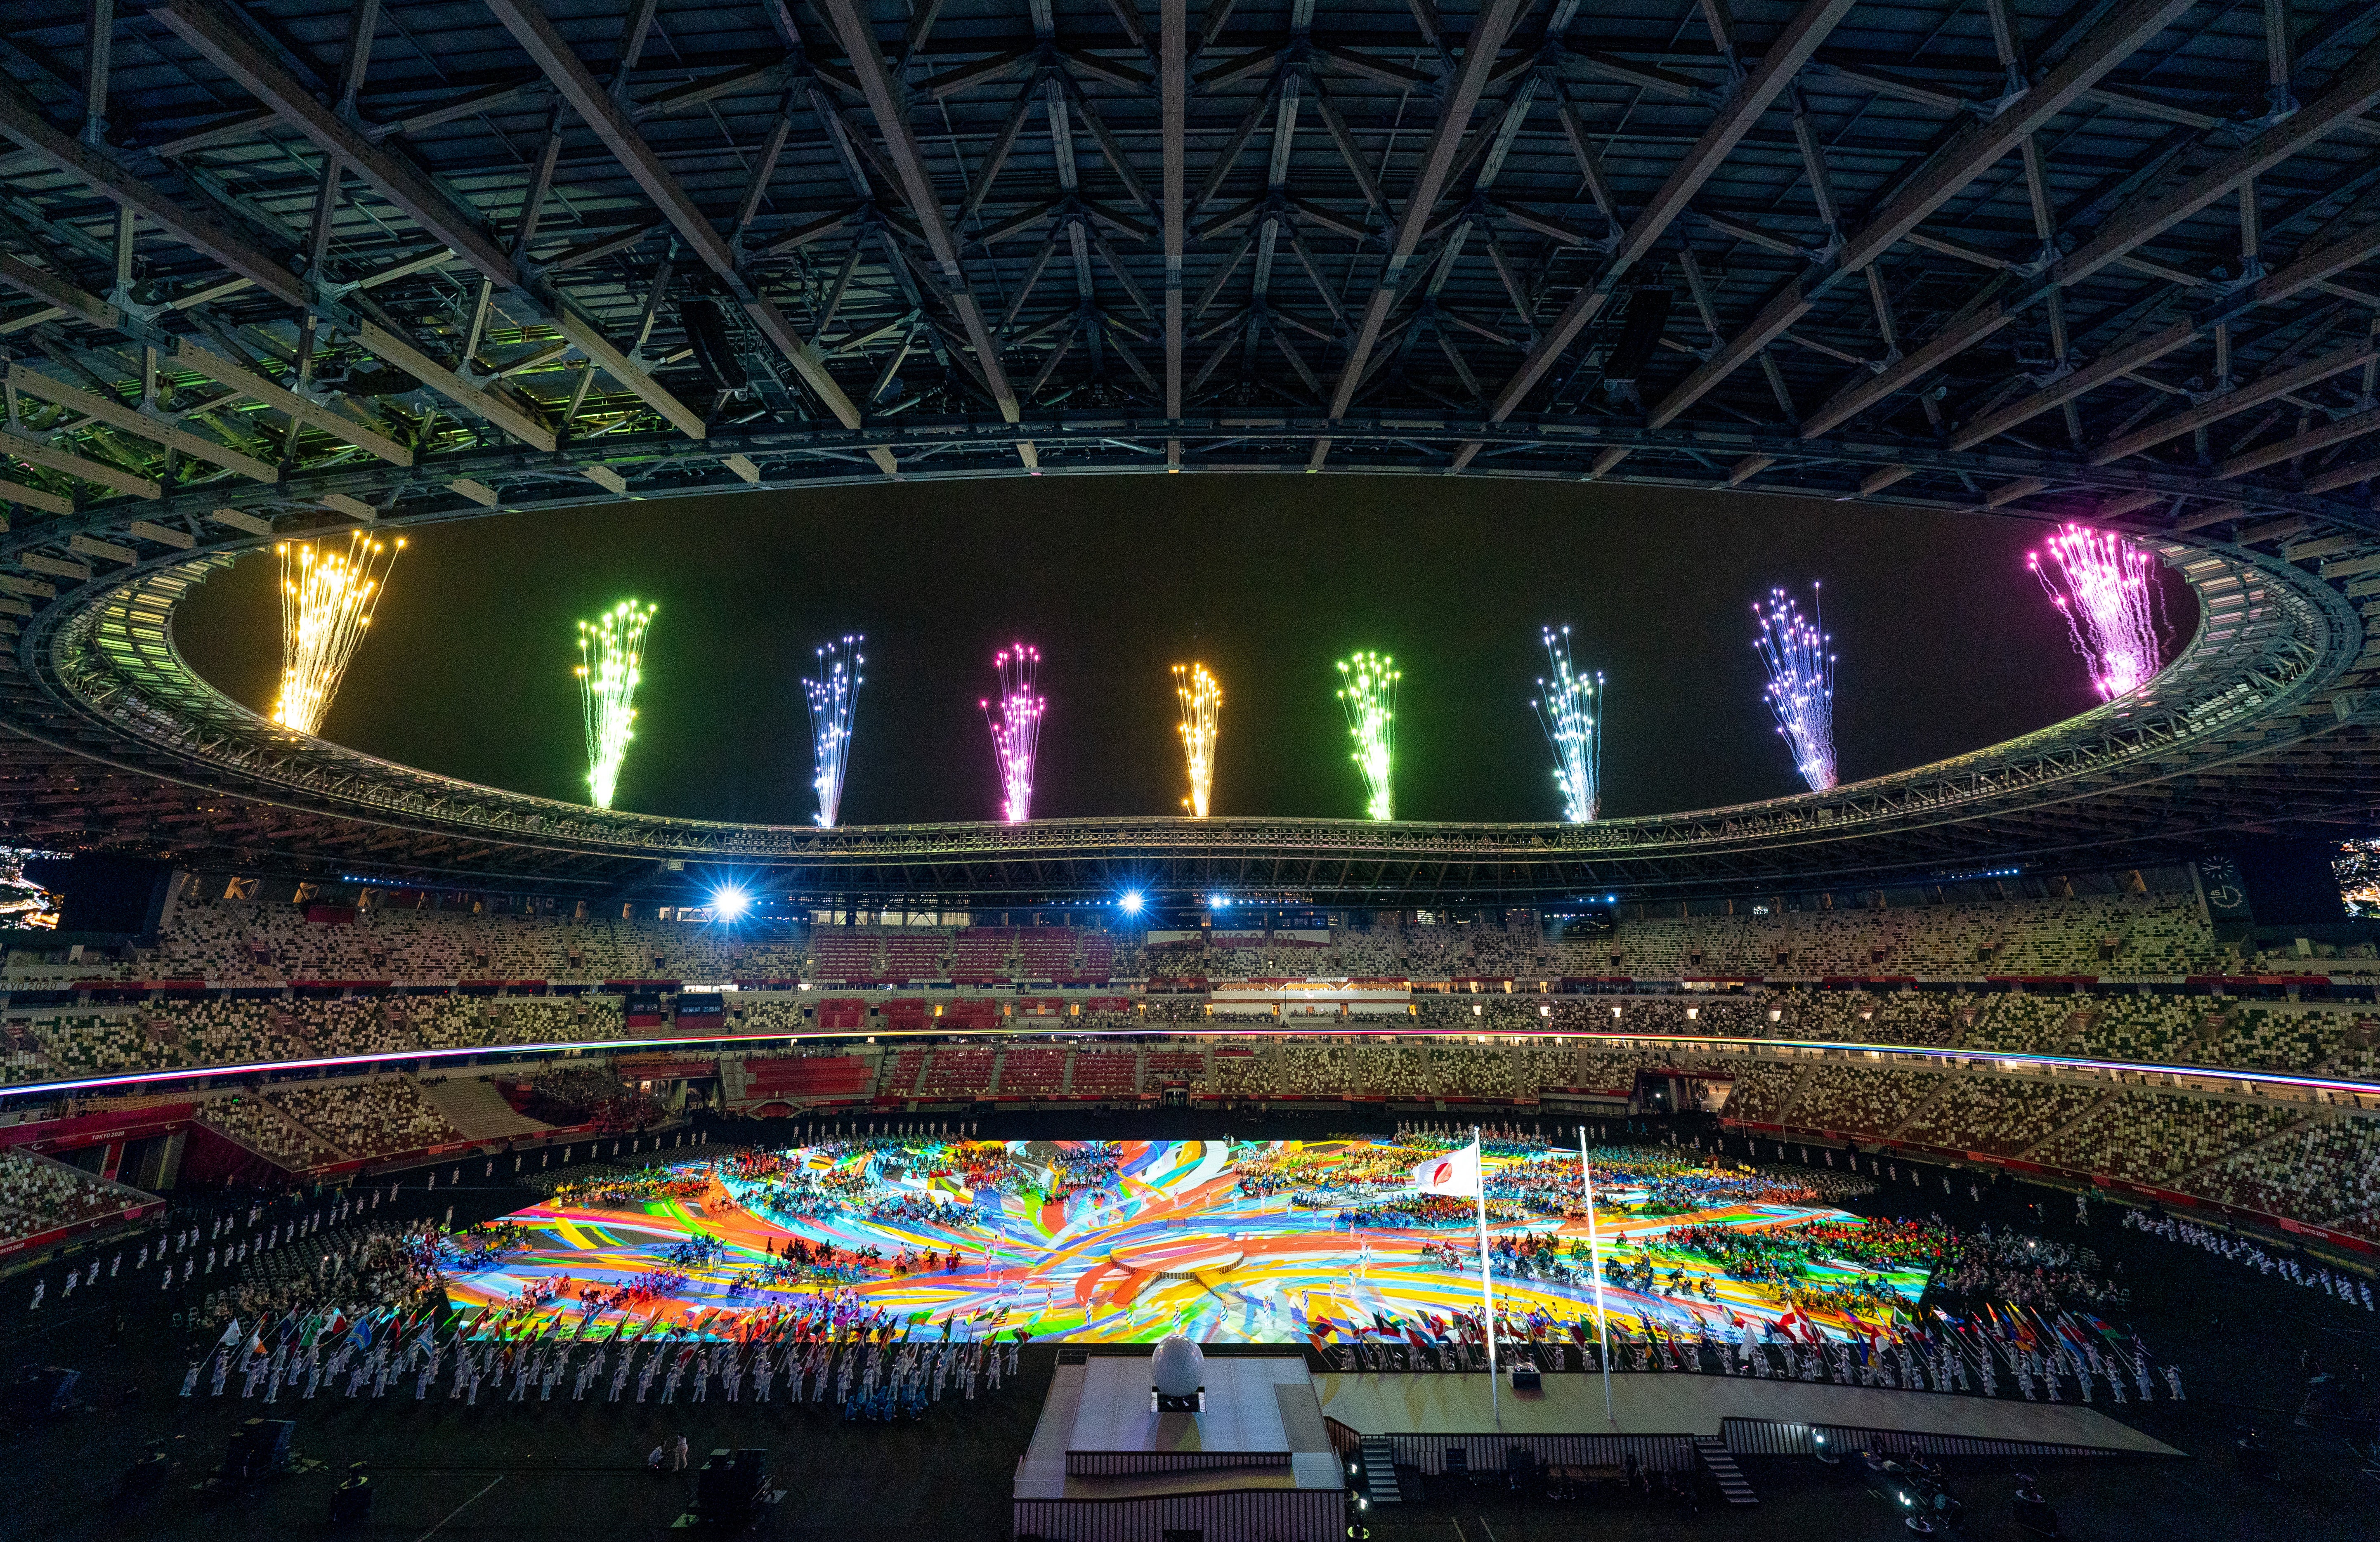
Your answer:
1336,651 -> 1399,821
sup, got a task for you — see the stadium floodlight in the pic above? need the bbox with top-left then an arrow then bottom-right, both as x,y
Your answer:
1209,893 -> 1230,909
1120,890 -> 1144,915
2029,524 -> 2163,700
981,642 -> 1045,822
273,532 -> 404,734
712,886 -> 752,920
802,634 -> 864,827
575,600 -> 656,809
1531,625 -> 1604,823
1751,585 -> 1837,792
1335,651 -> 1400,821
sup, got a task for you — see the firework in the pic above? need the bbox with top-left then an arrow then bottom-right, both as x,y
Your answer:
1336,652 -> 1400,821
981,643 -> 1045,822
271,532 -> 404,734
1532,626 -> 1604,822
574,600 -> 655,809
2029,524 -> 2163,700
802,635 -> 865,827
1173,663 -> 1222,817
1752,586 -> 1837,792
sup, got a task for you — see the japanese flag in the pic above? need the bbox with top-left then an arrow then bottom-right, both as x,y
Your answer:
1412,1142 -> 1480,1197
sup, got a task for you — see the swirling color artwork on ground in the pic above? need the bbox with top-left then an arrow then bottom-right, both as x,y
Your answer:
441,1138 -> 1931,1344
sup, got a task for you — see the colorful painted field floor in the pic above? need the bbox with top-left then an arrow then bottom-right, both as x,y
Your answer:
442,1138 -> 1930,1343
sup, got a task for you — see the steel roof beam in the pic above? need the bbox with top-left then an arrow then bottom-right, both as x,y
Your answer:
2213,403 -> 2380,479
479,0 -> 883,462
154,2 -> 514,284
813,0 -> 1032,466
2093,335 -> 2380,464
1323,0 -> 1530,427
0,89 -> 306,310
1450,0 -> 1860,468
1952,210 -> 2380,450
1163,0 -> 1186,433
7,364 -> 276,483
0,235 -> 401,468
1801,31 -> 2380,440
0,428 -> 162,499
0,84 -> 556,452
154,0 -> 709,444
1629,0 -> 2202,447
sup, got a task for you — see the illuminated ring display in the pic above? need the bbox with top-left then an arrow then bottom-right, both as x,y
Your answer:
3,1024 -> 2373,1106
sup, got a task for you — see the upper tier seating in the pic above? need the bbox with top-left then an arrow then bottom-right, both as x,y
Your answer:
1607,891 -> 2224,979
1896,1077 -> 2108,1156
1016,929 -> 1080,979
995,1045 -> 1067,1096
2181,1115 -> 2380,1228
876,1048 -> 928,1098
199,1095 -> 341,1168
1069,1049 -> 1139,1096
919,1047 -> 996,1098
419,1078 -> 553,1140
878,933 -> 950,982
269,1082 -> 463,1160
950,929 -> 1015,983
2025,1091 -> 2300,1183
813,934 -> 883,982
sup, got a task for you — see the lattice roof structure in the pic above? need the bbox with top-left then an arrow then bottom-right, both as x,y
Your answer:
0,0 -> 2373,495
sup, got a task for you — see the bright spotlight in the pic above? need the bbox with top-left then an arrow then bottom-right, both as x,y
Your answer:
1208,893 -> 1230,909
713,886 -> 752,920
1120,891 -> 1144,915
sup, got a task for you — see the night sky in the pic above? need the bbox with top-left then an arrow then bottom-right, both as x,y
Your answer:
171,477 -> 2192,828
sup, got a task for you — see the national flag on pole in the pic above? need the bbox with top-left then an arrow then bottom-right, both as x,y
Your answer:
1412,1142 -> 1480,1197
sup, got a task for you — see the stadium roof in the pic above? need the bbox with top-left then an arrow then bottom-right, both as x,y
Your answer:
0,0 -> 2374,902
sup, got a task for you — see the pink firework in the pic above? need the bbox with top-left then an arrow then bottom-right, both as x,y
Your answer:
980,643 -> 1046,822
2029,524 -> 2163,700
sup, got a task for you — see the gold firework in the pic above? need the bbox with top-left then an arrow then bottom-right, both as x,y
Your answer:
273,533 -> 403,734
1173,663 -> 1221,818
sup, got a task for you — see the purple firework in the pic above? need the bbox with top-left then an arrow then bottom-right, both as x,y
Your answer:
981,643 -> 1045,822
1752,585 -> 1837,792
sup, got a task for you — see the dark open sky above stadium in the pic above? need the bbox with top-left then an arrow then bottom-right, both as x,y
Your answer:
173,477 -> 2191,828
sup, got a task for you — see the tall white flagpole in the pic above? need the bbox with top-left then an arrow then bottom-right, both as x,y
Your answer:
1471,1126 -> 1499,1431
1580,1125 -> 1613,1423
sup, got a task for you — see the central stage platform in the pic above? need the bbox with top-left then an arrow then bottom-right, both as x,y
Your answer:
1015,1351 -> 1345,1542
1313,1372 -> 2181,1474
